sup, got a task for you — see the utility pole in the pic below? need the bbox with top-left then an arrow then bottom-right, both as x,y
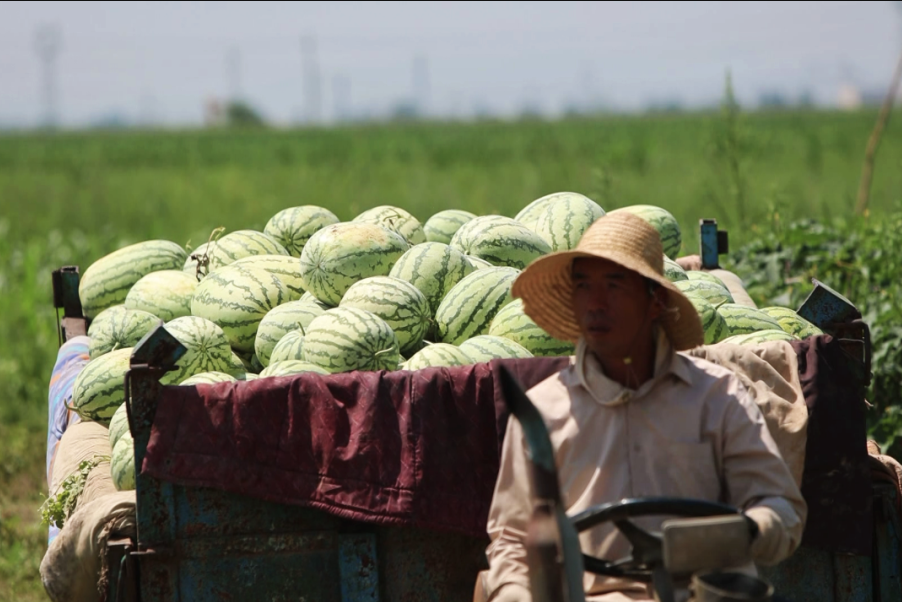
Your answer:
34,24 -> 61,129
332,74 -> 350,122
300,35 -> 321,124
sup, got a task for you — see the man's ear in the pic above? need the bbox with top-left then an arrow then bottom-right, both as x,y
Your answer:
649,284 -> 668,319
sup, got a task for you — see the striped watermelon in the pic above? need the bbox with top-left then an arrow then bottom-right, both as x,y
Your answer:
79,240 -> 187,319
108,402 -> 130,450
259,361 -> 330,378
235,350 -> 265,374
459,335 -> 534,362
686,271 -> 728,290
111,431 -> 135,491
264,205 -> 341,257
435,266 -> 520,345
673,279 -> 734,307
300,291 -> 335,310
191,263 -> 289,353
87,305 -> 128,338
301,307 -> 401,373
232,254 -> 307,301
663,257 -> 689,282
226,350 -> 250,378
353,205 -> 426,245
720,329 -> 799,346
88,308 -> 160,360
450,215 -> 551,270
71,347 -> 134,425
254,301 -> 325,367
159,316 -> 236,385
515,192 -> 597,229
388,242 -> 477,316
466,256 -> 494,270
607,205 -> 682,260
683,294 -> 728,345
717,304 -> 784,337
179,371 -> 238,386
757,306 -> 824,339
338,276 -> 431,356
206,230 -> 291,272
531,195 -> 606,251
269,330 -> 306,364
488,299 -> 576,357
298,222 -> 409,307
424,209 -> 478,244
124,270 -> 198,321
402,343 -> 475,371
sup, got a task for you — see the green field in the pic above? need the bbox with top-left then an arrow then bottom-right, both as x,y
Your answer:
2,105 -> 902,600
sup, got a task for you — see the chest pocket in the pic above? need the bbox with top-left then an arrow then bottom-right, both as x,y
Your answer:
635,439 -> 723,502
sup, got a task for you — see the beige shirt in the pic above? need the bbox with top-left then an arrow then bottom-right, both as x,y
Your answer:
485,330 -> 807,600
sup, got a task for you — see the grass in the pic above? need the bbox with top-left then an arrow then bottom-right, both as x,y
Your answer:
1,105 -> 900,599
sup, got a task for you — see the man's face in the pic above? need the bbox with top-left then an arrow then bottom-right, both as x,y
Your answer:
571,257 -> 662,363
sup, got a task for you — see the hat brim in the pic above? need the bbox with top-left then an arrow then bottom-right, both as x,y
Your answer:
511,248 -> 705,351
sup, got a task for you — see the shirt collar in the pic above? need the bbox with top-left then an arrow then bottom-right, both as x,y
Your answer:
566,327 -> 692,407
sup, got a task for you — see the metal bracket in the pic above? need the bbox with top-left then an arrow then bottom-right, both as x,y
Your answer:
52,265 -> 89,346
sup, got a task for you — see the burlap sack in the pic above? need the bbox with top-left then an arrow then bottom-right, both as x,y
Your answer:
48,420 -> 118,513
40,490 -> 136,602
688,340 -> 808,488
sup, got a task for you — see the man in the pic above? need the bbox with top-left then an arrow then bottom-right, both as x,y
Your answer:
484,212 -> 807,601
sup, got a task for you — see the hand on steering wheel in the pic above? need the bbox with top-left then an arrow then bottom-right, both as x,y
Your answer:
568,497 -> 752,583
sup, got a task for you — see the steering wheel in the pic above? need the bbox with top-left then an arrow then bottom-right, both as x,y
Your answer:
568,496 -> 744,583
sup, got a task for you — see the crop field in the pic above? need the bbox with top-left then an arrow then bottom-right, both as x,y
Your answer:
2,104 -> 902,600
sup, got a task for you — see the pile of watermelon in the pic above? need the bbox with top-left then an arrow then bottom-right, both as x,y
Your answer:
68,192 -> 821,490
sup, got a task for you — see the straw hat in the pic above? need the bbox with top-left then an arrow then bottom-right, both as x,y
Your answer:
511,211 -> 704,351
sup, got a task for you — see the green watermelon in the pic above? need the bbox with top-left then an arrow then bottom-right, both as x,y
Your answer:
111,431 -> 135,491
435,266 -> 520,345
717,304 -> 784,337
298,222 -> 409,307
402,343 -> 475,370
71,347 -> 135,425
531,195 -> 606,251
338,276 -> 431,356
191,263 -> 289,353
254,301 -> 325,367
607,205 -> 682,260
353,205 -> 426,245
259,361 -> 330,378
264,205 -> 341,257
206,229 -> 291,272
488,299 -> 576,357
79,240 -> 187,319
88,308 -> 160,360
269,330 -> 306,364
231,254 -> 307,301
301,307 -> 401,373
423,209 -> 478,244
459,335 -> 534,362
388,242 -> 477,316
757,306 -> 824,339
160,316 -> 236,385
124,270 -> 197,322
450,215 -> 551,270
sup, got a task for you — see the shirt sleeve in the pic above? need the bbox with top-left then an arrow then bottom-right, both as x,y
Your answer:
718,383 -> 808,566
484,414 -> 536,601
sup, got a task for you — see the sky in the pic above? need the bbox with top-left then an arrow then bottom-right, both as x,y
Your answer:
1,1 -> 901,128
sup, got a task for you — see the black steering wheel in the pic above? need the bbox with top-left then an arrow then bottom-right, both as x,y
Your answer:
568,496 -> 744,583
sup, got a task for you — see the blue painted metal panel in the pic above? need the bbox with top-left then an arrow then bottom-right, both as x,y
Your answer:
759,546 -> 836,602
833,552 -> 871,602
339,533 -> 380,602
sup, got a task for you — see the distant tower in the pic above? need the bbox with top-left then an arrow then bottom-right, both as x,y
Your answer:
412,54 -> 429,117
34,24 -> 61,129
300,36 -> 322,124
332,74 -> 351,122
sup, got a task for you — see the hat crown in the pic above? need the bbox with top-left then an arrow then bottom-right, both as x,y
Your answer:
576,212 -> 664,276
